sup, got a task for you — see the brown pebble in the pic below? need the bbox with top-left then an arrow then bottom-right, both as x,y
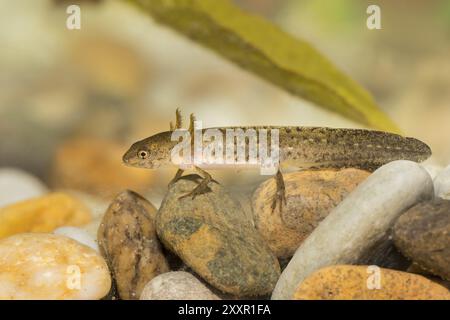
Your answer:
98,190 -> 169,300
394,198 -> 450,280
252,169 -> 370,258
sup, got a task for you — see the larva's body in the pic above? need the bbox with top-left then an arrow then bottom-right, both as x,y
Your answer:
276,126 -> 431,171
123,126 -> 432,172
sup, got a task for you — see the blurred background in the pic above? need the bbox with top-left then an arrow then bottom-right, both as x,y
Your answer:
1,0 -> 449,205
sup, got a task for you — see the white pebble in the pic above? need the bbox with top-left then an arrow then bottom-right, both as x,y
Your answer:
434,164 -> 450,200
54,226 -> 99,252
0,168 -> 47,208
140,271 -> 220,300
271,161 -> 434,300
80,216 -> 103,240
421,163 -> 443,180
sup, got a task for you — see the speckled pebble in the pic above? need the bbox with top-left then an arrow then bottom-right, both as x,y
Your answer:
252,169 -> 370,258
394,198 -> 450,280
98,190 -> 169,299
140,271 -> 220,300
157,175 -> 280,297
293,265 -> 450,300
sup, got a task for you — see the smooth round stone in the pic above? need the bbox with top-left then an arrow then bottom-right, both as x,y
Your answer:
54,226 -> 99,252
140,271 -> 220,300
434,165 -> 450,200
293,265 -> 450,300
272,161 -> 434,300
0,233 -> 111,300
98,191 -> 169,300
157,175 -> 280,297
63,190 -> 109,221
394,198 -> 450,280
0,192 -> 92,240
0,168 -> 48,208
81,216 -> 103,240
252,169 -> 370,258
50,138 -> 156,199
421,163 -> 443,180
64,191 -> 107,239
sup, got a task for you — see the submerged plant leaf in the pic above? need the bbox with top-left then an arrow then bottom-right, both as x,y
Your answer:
127,0 -> 399,132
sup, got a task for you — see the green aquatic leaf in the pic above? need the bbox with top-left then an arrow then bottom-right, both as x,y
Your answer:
126,0 -> 400,132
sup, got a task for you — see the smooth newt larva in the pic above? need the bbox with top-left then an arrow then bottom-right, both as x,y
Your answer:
123,110 -> 431,207
123,126 -> 431,172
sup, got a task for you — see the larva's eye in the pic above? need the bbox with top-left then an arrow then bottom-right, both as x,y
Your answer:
138,150 -> 149,159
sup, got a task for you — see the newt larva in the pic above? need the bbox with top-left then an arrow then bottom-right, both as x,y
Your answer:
123,126 -> 431,172
123,110 -> 431,206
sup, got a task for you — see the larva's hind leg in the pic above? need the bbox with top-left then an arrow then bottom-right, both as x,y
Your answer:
271,169 -> 287,212
168,168 -> 184,188
178,166 -> 217,200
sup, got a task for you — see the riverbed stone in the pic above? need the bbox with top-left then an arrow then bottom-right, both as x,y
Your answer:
293,265 -> 450,300
252,169 -> 370,258
434,165 -> 450,200
0,192 -> 92,240
98,190 -> 169,299
140,271 -> 220,300
394,198 -> 450,280
51,138 -> 156,199
0,233 -> 111,299
271,160 -> 434,300
0,168 -> 48,208
157,175 -> 280,297
421,163 -> 443,180
54,226 -> 99,252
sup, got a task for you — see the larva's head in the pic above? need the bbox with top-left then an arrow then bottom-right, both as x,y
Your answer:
122,131 -> 177,169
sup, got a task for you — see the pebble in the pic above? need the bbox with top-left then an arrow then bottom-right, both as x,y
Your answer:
293,265 -> 450,300
0,233 -> 111,300
0,168 -> 48,208
54,226 -> 99,252
356,230 -> 411,271
271,161 -> 434,300
421,163 -> 443,180
394,198 -> 450,280
68,191 -> 109,240
98,190 -> 169,299
81,216 -> 103,240
50,138 -> 156,199
252,169 -> 370,258
434,165 -> 450,200
64,190 -> 109,221
140,271 -> 220,300
157,175 -> 280,297
0,192 -> 92,240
